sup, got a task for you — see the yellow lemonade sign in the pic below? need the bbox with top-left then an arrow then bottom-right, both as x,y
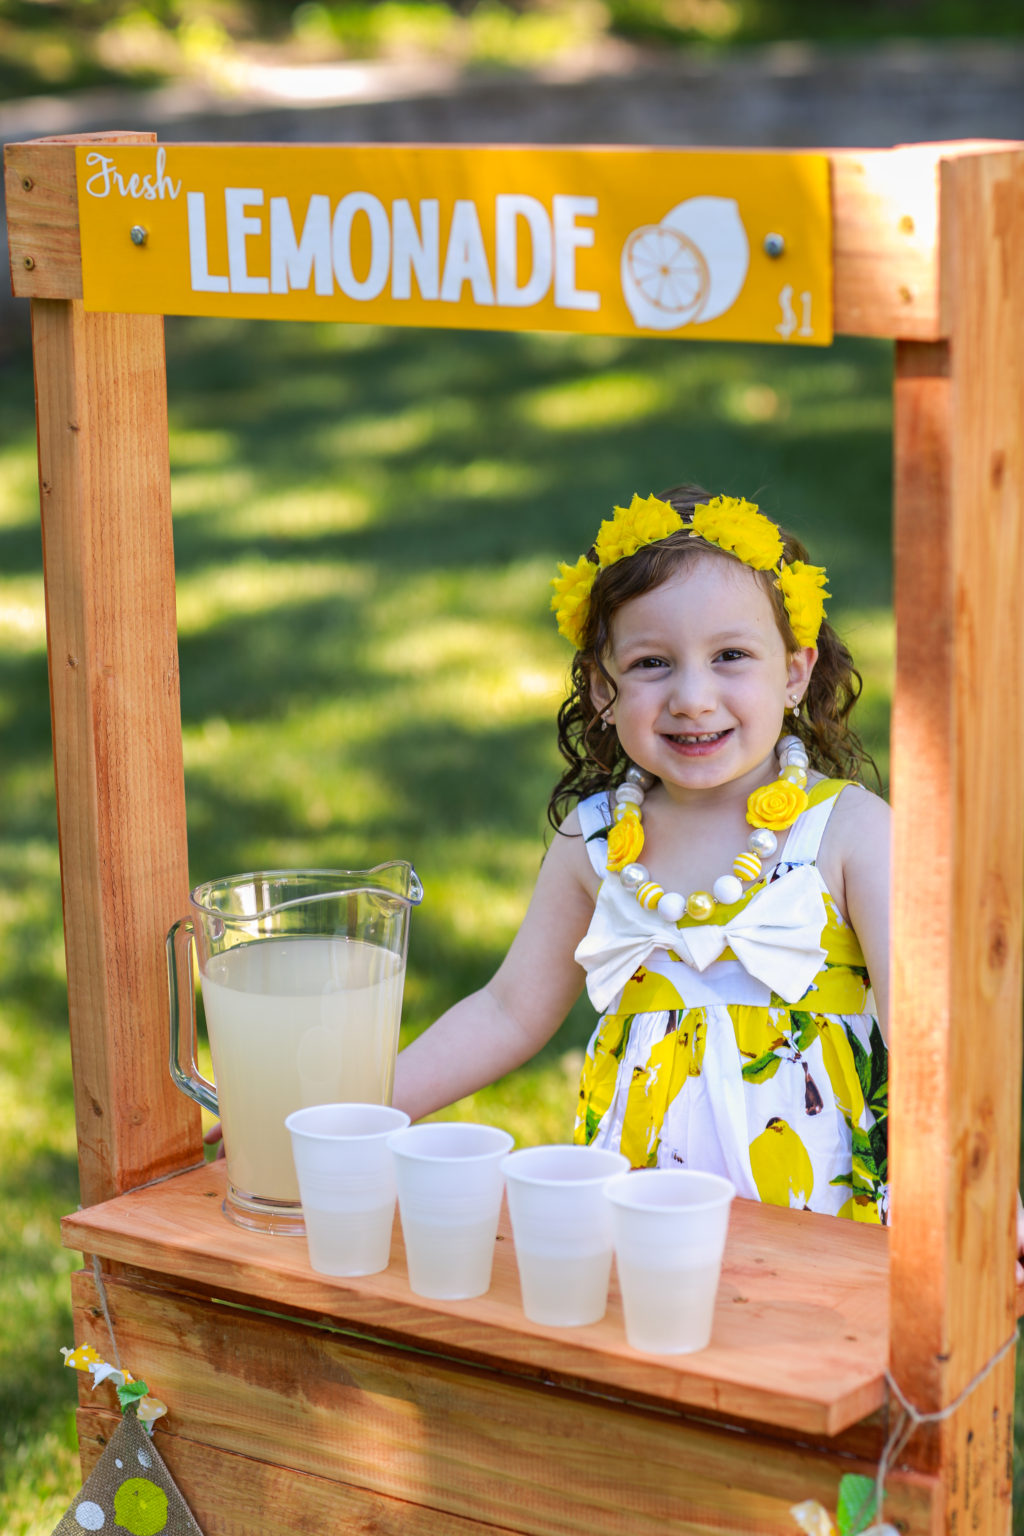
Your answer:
77,144 -> 832,344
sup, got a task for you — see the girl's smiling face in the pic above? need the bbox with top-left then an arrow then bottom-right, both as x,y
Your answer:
592,555 -> 816,799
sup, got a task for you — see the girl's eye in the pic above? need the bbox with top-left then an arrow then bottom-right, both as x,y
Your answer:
634,656 -> 667,670
716,648 -> 748,663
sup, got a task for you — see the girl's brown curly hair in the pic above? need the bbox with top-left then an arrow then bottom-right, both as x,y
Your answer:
548,483 -> 875,830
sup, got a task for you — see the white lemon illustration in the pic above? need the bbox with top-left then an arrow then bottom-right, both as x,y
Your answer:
621,225 -> 709,327
622,196 -> 750,332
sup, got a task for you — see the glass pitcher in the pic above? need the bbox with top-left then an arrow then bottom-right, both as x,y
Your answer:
168,864 -> 423,1234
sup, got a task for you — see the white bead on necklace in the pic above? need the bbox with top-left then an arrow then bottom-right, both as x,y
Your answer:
609,736 -> 811,923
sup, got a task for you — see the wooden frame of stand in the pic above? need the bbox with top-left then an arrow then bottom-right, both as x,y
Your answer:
5,131 -> 1024,1536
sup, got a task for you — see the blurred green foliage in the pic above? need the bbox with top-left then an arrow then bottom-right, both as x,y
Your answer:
2,0 -> 1024,101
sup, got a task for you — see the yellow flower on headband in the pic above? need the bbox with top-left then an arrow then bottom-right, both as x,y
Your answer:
691,496 -> 784,571
550,554 -> 598,648
594,493 -> 684,568
550,488 -> 830,651
777,560 -> 830,647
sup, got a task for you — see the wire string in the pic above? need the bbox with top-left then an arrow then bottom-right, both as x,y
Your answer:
876,1326 -> 1020,1522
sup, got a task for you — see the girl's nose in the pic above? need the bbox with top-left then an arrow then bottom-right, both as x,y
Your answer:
667,665 -> 717,718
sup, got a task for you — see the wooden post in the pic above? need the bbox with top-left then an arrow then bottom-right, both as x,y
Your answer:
6,133 -> 201,1205
890,149 -> 1024,1531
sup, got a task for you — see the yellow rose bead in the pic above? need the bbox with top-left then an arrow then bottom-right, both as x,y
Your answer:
607,813 -> 645,873
746,778 -> 808,831
780,764 -> 808,788
733,851 -> 762,881
685,891 -> 715,921
636,881 -> 664,911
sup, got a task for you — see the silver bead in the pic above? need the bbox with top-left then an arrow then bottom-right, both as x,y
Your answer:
620,863 -> 649,892
657,890 -> 686,923
776,734 -> 802,758
615,783 -> 645,807
625,764 -> 656,790
748,827 -> 778,858
712,874 -> 744,906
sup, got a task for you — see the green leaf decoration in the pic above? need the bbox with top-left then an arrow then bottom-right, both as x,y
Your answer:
790,1009 -> 820,1052
742,1050 -> 782,1084
851,1125 -> 872,1155
868,1118 -> 888,1181
837,1472 -> 877,1536
849,1032 -> 874,1102
115,1379 -> 150,1413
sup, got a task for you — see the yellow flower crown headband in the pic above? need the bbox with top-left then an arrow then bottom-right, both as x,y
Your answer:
550,493 -> 830,652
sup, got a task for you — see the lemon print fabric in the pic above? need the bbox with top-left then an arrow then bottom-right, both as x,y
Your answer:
50,1410 -> 204,1536
573,779 -> 889,1224
750,1118 -> 814,1207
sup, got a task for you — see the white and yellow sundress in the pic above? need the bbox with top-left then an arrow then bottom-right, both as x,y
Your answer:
572,778 -> 888,1224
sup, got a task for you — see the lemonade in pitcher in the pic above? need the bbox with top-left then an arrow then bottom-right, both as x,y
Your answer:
202,936 -> 405,1204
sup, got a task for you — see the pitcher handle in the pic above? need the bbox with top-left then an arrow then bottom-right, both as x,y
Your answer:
167,916 -> 219,1116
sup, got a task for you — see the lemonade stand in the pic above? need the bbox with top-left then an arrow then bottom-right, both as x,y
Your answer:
4,129 -> 1023,1534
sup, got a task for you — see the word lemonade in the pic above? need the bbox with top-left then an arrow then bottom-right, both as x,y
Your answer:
77,144 -> 833,342
83,149 -> 598,311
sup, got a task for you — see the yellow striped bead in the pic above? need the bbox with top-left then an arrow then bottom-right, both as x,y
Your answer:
636,881 -> 664,910
733,851 -> 762,881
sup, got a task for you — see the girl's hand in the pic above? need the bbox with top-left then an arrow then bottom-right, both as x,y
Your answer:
204,1121 -> 226,1160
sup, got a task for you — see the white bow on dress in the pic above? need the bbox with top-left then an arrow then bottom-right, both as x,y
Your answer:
575,862 -> 828,1013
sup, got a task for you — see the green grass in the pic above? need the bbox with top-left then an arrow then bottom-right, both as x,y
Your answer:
0,310 -> 1000,1530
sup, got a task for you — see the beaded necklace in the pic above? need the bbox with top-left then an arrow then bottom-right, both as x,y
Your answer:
605,735 -> 811,923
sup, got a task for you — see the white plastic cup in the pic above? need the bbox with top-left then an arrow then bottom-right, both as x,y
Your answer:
604,1169 -> 735,1354
502,1144 -> 630,1326
387,1122 -> 515,1300
285,1103 -> 410,1277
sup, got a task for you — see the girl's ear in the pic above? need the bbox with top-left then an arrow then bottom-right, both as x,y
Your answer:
786,645 -> 817,705
588,665 -> 615,723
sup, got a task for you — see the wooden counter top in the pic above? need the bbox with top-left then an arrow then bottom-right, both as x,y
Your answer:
63,1161 -> 888,1438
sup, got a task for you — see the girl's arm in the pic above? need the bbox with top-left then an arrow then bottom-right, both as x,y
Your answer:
826,785 -> 891,1043
392,815 -> 598,1124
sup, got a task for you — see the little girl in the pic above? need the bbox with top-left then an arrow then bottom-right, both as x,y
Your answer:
393,484 -> 891,1224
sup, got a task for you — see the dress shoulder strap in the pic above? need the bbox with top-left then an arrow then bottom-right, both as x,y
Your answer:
577,791 -> 614,877
779,779 -> 853,867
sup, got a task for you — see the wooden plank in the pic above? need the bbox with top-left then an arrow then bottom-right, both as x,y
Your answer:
830,141 -> 1022,340
831,146 -> 943,339
71,1270 -> 941,1536
32,296 -> 199,1204
63,1160 -> 888,1436
4,133 -> 1017,336
889,150 -> 1024,1529
4,133 -> 155,299
77,1408 -> 526,1536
